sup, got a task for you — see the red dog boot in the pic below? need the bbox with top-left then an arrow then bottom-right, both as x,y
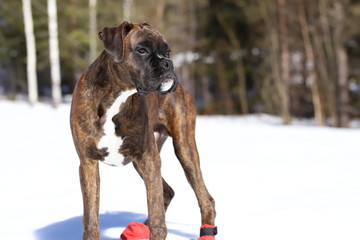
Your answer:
190,224 -> 218,240
120,221 -> 150,240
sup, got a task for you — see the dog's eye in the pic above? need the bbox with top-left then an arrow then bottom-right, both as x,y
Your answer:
136,48 -> 149,55
166,50 -> 171,58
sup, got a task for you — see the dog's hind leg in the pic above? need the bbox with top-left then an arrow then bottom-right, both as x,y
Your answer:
172,131 -> 216,226
162,178 -> 175,211
166,89 -> 216,226
79,159 -> 100,240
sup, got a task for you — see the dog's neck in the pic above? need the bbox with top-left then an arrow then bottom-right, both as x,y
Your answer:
87,50 -> 136,92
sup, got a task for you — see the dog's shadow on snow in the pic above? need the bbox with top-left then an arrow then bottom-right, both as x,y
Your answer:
35,211 -> 197,240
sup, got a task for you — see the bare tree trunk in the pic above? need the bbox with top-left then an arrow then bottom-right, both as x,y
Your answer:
89,0 -> 97,63
278,0 -> 291,120
311,25 -> 329,119
68,0 -> 78,92
297,0 -> 325,126
48,0 -> 62,107
173,1 -> 197,100
155,0 -> 165,30
22,0 -> 38,105
258,0 -> 291,124
216,41 -> 235,114
319,0 -> 338,126
123,0 -> 132,21
334,0 -> 349,128
260,74 -> 277,115
336,46 -> 349,127
216,13 -> 249,114
186,0 -> 197,100
199,62 -> 213,114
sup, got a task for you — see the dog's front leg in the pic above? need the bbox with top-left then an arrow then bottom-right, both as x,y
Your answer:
136,152 -> 167,240
79,159 -> 100,240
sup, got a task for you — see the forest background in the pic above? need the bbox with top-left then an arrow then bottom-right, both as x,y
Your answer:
1,0 -> 360,128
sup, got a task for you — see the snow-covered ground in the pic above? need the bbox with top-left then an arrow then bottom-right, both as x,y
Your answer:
0,100 -> 360,240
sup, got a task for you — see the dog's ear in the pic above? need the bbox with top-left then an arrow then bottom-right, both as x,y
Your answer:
141,22 -> 151,28
98,21 -> 134,62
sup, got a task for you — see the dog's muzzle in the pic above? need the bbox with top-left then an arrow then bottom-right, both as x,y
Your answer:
157,59 -> 177,94
136,72 -> 178,96
135,57 -> 178,96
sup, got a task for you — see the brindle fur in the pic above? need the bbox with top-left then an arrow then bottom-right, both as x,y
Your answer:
70,22 -> 216,240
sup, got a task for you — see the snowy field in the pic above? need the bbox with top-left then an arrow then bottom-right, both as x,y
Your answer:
0,100 -> 360,240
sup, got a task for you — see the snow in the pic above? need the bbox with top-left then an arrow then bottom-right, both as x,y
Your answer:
0,100 -> 360,240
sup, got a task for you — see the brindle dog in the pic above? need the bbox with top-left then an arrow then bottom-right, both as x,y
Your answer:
70,22 -> 216,240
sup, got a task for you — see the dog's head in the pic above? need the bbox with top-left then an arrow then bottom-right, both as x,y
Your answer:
98,21 -> 178,95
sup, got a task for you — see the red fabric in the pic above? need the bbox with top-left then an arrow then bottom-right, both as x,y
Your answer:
120,222 -> 150,240
120,222 -> 216,240
190,236 -> 215,240
190,224 -> 216,240
200,224 -> 215,229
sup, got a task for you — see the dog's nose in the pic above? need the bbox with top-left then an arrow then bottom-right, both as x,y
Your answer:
161,59 -> 173,70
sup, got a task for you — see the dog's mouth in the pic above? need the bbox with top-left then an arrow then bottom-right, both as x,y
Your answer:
136,73 -> 178,96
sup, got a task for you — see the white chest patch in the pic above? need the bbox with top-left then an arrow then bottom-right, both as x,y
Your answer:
98,89 -> 137,167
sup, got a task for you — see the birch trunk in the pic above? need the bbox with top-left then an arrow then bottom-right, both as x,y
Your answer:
123,0 -> 132,21
89,0 -> 97,63
48,0 -> 62,107
22,0 -> 38,105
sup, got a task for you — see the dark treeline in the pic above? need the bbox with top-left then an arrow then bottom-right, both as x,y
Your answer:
1,0 -> 360,127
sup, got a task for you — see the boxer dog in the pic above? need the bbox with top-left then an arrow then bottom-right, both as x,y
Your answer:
70,22 -> 216,240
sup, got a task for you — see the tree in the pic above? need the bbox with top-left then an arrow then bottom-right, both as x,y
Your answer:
216,10 -> 249,114
277,0 -> 291,123
47,0 -> 62,107
297,0 -> 325,126
334,0 -> 350,127
22,0 -> 38,105
316,0 -> 338,126
89,0 -> 97,63
123,0 -> 132,21
2,0 -> 359,125
257,0 -> 291,124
